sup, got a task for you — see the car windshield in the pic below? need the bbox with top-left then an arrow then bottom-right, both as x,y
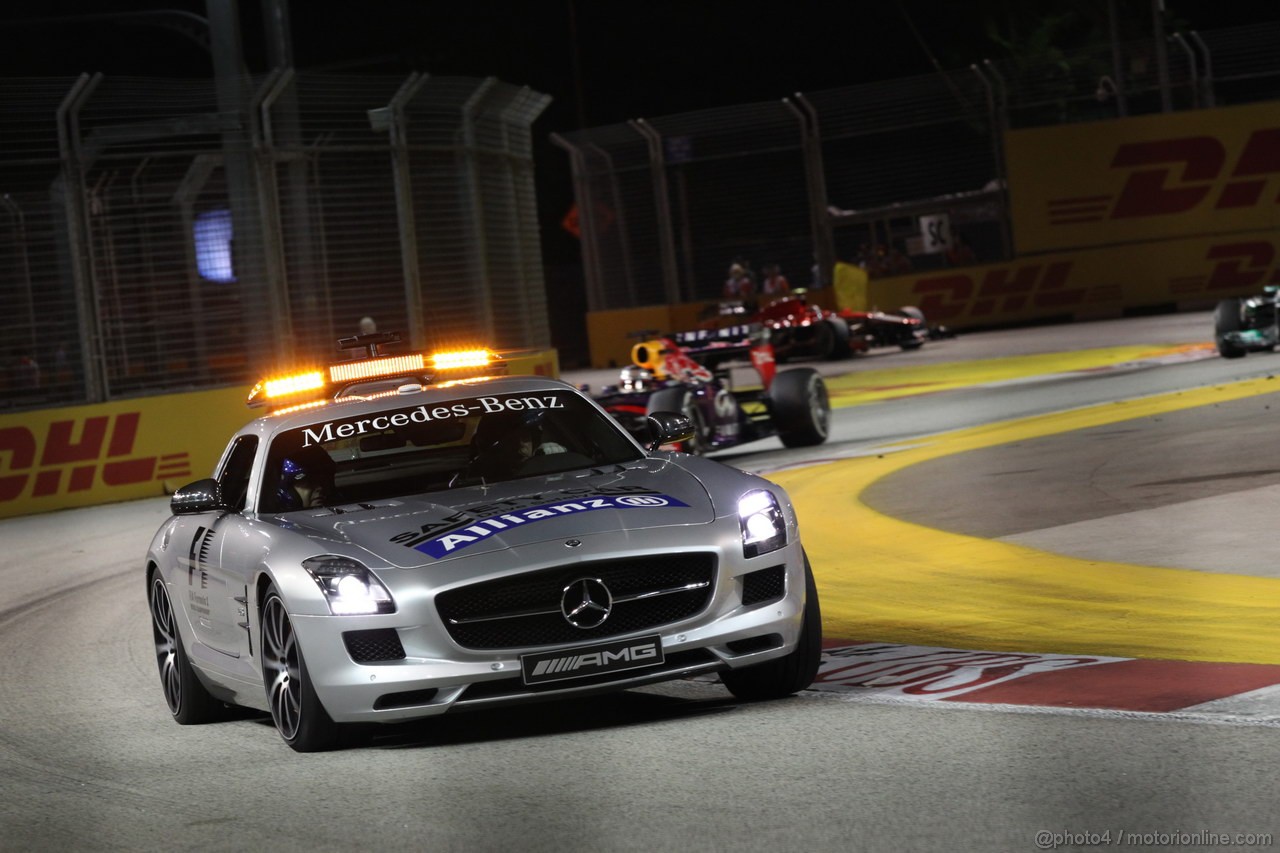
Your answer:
260,389 -> 644,511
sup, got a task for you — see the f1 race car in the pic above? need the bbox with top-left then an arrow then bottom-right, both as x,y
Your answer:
1214,288 -> 1280,358
145,333 -> 823,751
588,324 -> 830,455
708,296 -> 934,362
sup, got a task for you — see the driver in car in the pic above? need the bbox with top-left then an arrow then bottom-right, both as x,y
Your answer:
276,446 -> 338,509
473,412 -> 567,479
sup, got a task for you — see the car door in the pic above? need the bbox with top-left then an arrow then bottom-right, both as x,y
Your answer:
178,436 -> 257,658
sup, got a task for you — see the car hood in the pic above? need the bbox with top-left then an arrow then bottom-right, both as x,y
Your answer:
275,459 -> 717,568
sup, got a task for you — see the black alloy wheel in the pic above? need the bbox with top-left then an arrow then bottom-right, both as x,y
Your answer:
148,571 -> 226,724
261,584 -> 342,751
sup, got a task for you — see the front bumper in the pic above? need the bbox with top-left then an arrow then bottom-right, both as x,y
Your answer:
289,533 -> 809,723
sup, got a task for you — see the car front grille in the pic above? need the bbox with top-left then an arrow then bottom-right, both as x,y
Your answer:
435,553 -> 716,650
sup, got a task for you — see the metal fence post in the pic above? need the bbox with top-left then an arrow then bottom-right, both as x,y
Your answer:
461,77 -> 498,344
209,0 -> 286,375
56,72 -> 106,403
550,133 -> 605,311
251,68 -> 295,355
259,67 -> 325,348
980,60 -> 1014,261
377,72 -> 429,351
586,143 -> 636,307
1169,33 -> 1200,109
788,94 -> 836,290
1189,31 -> 1216,108
628,118 -> 682,305
501,87 -> 554,348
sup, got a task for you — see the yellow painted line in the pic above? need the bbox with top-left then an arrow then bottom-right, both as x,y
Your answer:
769,375 -> 1280,665
826,343 -> 1214,406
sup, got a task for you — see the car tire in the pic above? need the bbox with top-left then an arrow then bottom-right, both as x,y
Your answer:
821,317 -> 851,360
261,584 -> 342,752
148,570 -> 228,725
647,386 -> 707,454
896,306 -> 926,350
1214,298 -> 1247,359
720,552 -> 823,701
769,368 -> 829,448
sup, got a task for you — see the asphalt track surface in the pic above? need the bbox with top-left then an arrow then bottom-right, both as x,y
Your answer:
5,312 -> 1280,852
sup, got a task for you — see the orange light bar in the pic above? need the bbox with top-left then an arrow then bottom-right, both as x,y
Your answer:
431,349 -> 494,371
329,353 -> 426,383
262,371 -> 325,399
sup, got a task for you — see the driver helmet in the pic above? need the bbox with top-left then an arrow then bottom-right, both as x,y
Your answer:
278,446 -> 336,508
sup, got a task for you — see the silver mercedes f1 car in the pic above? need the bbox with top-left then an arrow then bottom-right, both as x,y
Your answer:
145,335 -> 822,751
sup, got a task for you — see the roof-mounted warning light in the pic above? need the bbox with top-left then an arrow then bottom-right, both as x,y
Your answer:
247,337 -> 505,409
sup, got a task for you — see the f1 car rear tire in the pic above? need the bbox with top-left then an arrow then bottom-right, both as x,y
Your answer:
820,317 -> 851,360
148,570 -> 228,725
647,387 -> 707,454
261,584 -> 342,752
720,553 -> 822,701
769,368 -> 830,448
1214,298 -> 1247,359
897,306 -> 926,350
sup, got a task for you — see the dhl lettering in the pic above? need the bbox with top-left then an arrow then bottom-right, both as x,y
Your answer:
0,427 -> 36,501
41,417 -> 110,465
1109,137 -> 1225,218
1206,242 -> 1277,290
0,412 -> 191,504
1183,240 -> 1280,293
1049,129 -> 1280,223
1218,128 -> 1280,208
910,262 -> 1084,321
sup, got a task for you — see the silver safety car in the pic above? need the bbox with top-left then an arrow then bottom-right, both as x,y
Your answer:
145,336 -> 823,751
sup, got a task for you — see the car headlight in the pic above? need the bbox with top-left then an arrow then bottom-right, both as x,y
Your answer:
738,489 -> 786,558
302,555 -> 396,615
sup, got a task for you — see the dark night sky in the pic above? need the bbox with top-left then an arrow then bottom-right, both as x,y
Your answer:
4,1 -> 1277,127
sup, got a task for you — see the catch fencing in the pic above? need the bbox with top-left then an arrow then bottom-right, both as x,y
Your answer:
554,20 -> 1280,314
0,71 -> 551,413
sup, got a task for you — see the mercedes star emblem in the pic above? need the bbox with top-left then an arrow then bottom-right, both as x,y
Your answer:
561,577 -> 612,629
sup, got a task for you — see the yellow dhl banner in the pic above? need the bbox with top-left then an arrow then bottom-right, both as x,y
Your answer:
854,230 -> 1280,327
1006,100 -> 1280,254
0,387 -> 255,520
0,348 -> 560,520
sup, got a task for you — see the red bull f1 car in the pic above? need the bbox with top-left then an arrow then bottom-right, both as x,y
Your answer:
588,324 -> 830,455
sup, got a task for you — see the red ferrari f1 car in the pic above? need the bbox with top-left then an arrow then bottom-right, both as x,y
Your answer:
703,294 -> 947,362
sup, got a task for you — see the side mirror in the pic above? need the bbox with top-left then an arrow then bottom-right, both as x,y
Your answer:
170,478 -> 227,515
645,411 -> 695,451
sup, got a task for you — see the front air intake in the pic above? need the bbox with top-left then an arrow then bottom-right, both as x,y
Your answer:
343,628 -> 406,663
741,565 -> 785,606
